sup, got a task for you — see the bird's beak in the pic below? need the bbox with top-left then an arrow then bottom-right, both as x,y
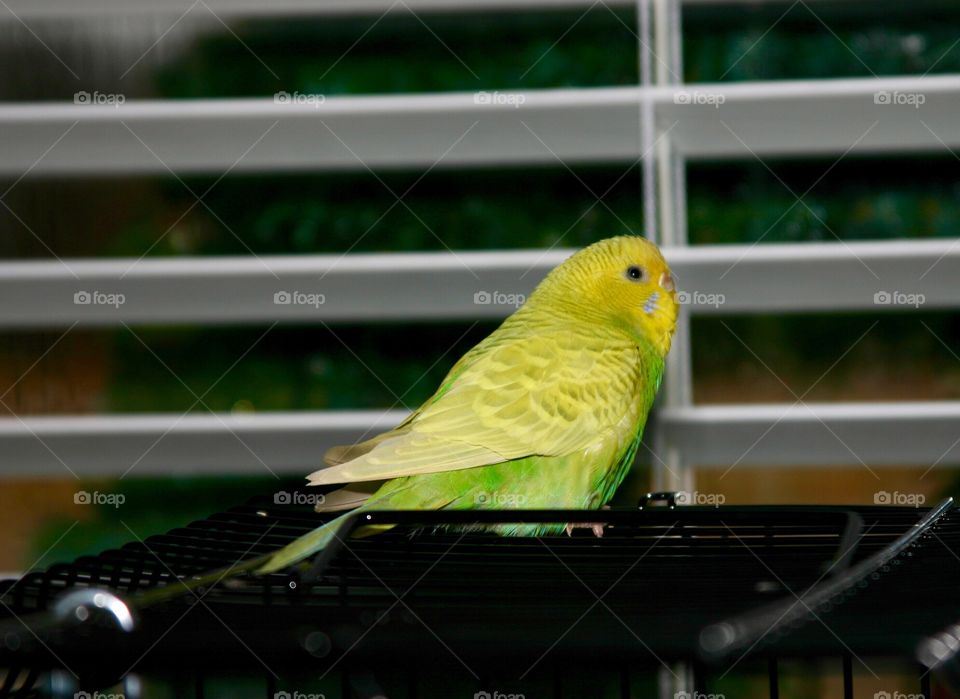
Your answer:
659,272 -> 676,292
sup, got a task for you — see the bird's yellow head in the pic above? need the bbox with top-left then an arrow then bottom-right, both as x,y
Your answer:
531,236 -> 678,357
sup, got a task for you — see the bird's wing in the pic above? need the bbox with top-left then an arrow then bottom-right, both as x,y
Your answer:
320,339 -> 482,468
308,329 -> 641,486
314,481 -> 384,512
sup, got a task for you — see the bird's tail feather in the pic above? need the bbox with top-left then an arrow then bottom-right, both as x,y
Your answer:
129,502 -> 399,609
256,502 -> 399,575
257,512 -> 346,574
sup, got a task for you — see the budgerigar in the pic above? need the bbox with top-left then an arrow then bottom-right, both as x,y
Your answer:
258,235 -> 678,574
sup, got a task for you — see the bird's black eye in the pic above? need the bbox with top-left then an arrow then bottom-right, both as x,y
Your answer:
625,265 -> 644,281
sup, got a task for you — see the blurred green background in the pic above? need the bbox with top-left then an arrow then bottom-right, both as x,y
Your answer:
1,0 -> 959,581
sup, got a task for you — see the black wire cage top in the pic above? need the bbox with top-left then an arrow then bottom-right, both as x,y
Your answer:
1,491 -> 959,699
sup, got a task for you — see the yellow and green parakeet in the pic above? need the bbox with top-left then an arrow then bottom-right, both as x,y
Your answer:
259,235 -> 678,574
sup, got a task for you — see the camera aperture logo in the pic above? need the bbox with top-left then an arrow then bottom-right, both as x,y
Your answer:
74,491 -> 125,509
74,91 -> 125,107
474,91 -> 526,108
874,491 -> 925,507
474,491 -> 527,506
677,290 -> 725,308
873,290 -> 925,308
473,290 -> 525,308
676,490 -> 725,507
673,90 -> 725,108
274,290 -> 326,308
274,491 -> 326,507
874,90 -> 925,108
74,290 -> 125,308
274,91 -> 326,108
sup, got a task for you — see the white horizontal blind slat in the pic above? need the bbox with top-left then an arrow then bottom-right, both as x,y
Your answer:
3,402 -> 958,476
2,77 -> 959,175
0,240 -> 953,327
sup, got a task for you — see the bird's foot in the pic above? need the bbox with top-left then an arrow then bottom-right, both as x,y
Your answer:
565,522 -> 605,538
565,507 -> 610,538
